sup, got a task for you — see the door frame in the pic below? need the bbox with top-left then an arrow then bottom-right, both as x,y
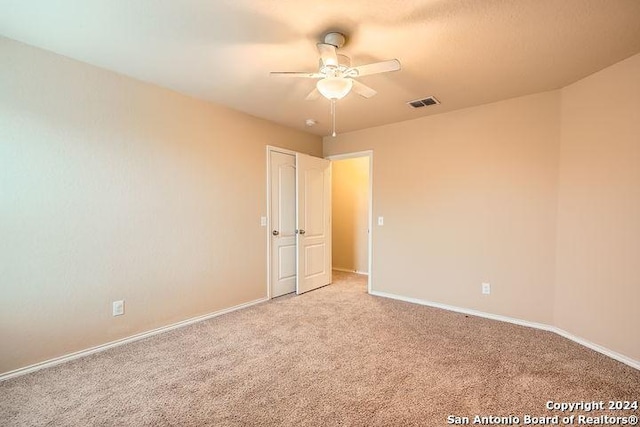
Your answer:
265,145 -> 299,299
325,150 -> 374,294
266,147 -> 374,297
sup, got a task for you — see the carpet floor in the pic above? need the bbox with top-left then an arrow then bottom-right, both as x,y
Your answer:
1,271 -> 638,426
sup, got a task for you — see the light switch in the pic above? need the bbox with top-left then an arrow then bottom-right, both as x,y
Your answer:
260,216 -> 267,227
378,216 -> 384,226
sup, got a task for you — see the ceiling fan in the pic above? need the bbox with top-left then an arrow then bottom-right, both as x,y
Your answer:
270,32 -> 401,136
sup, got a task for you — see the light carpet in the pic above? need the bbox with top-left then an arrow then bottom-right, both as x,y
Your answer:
1,271 -> 638,426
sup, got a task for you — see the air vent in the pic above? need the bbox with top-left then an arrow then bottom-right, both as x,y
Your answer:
407,96 -> 440,109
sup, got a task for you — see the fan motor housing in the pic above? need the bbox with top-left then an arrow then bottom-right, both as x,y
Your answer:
319,54 -> 351,76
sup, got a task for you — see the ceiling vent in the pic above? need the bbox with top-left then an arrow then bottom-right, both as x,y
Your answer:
407,96 -> 440,109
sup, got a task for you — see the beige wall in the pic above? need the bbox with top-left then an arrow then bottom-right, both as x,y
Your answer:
555,54 -> 640,361
331,157 -> 369,274
325,91 -> 562,325
2,33 -> 638,374
324,53 -> 640,363
0,37 -> 322,374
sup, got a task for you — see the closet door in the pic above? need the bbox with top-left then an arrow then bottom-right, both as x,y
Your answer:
295,153 -> 332,294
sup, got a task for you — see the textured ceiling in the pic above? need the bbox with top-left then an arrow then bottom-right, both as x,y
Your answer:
2,0 -> 640,136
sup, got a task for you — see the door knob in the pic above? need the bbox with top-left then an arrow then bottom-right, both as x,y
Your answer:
272,230 -> 279,236
299,229 -> 306,235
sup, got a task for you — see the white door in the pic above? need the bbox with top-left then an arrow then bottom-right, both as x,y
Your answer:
296,153 -> 332,294
270,151 -> 297,297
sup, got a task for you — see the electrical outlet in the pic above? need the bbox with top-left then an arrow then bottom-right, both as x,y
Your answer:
482,283 -> 491,295
112,300 -> 124,316
260,216 -> 267,227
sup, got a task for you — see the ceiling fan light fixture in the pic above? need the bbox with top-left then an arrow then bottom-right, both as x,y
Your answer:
316,77 -> 353,100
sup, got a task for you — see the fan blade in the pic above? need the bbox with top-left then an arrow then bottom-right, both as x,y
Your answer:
270,71 -> 324,78
351,79 -> 377,98
350,59 -> 401,77
317,43 -> 339,67
305,88 -> 321,101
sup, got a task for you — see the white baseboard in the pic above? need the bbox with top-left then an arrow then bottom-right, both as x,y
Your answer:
5,290 -> 637,382
0,297 -> 268,382
548,327 -> 640,370
333,268 -> 369,276
370,290 -> 640,371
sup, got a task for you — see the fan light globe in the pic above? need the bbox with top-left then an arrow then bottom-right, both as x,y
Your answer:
316,77 -> 353,100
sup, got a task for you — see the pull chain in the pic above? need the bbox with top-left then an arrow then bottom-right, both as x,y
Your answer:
331,98 -> 337,137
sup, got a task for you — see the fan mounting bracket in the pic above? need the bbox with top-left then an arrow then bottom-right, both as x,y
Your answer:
324,32 -> 346,48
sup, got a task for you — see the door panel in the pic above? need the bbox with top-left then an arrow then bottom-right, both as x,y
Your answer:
305,243 -> 326,276
278,245 -> 296,279
296,153 -> 332,294
270,151 -> 296,297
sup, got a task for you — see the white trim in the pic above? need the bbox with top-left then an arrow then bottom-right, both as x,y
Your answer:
370,290 -> 640,371
370,290 -> 552,330
266,145 -> 298,156
265,146 -> 272,300
325,150 -> 372,161
326,151 -> 373,293
4,289 -> 636,382
333,267 -> 369,276
549,328 -> 640,371
0,297 -> 268,381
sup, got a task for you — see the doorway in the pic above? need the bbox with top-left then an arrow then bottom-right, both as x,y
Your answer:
267,147 -> 332,298
326,151 -> 373,293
